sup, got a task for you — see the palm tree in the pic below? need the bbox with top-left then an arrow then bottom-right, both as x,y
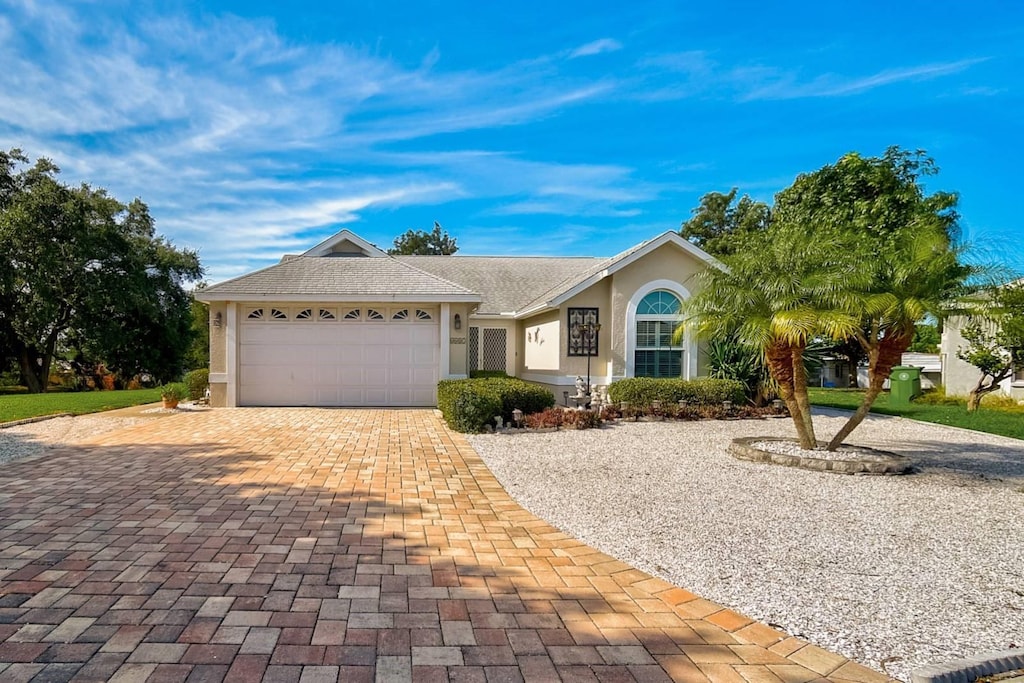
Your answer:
825,223 -> 976,449
685,229 -> 863,449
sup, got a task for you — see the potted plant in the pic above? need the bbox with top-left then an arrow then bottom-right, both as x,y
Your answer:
159,383 -> 188,409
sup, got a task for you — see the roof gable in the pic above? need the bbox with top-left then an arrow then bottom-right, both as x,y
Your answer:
516,231 -> 724,316
302,229 -> 387,258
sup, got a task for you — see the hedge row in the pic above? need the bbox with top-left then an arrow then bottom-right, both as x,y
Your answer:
438,378 -> 555,433
607,377 -> 745,408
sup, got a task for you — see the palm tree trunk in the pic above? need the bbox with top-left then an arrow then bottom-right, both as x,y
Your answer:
790,344 -> 817,448
827,330 -> 911,451
765,341 -> 816,450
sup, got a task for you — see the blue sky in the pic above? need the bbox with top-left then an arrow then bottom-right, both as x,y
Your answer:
1,0 -> 1021,282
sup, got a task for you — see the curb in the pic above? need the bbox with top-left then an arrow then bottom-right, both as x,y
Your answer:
911,649 -> 1024,683
0,413 -> 73,430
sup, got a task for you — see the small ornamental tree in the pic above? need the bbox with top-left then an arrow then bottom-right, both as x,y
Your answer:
957,283 -> 1024,411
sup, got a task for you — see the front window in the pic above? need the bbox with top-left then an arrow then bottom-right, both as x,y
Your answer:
634,291 -> 683,378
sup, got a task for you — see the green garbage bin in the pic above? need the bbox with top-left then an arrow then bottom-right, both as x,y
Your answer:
889,366 -> 922,406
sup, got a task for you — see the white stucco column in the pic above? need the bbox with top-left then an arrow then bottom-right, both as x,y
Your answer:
225,302 -> 238,407
440,303 -> 451,379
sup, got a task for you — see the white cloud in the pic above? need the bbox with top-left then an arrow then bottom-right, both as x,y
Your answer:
634,50 -> 988,102
741,58 -> 989,101
0,1 -> 637,281
569,38 -> 623,59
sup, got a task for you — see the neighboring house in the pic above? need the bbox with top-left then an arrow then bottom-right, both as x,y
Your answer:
817,356 -> 853,388
899,352 -> 941,390
854,352 -> 941,390
940,316 -> 1024,399
196,229 -> 723,407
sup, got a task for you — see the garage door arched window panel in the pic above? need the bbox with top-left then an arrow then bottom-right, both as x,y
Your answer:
295,308 -> 313,320
366,309 -> 384,321
392,309 -> 409,321
343,308 -> 361,320
319,308 -> 336,321
270,308 -> 288,320
415,309 -> 433,321
247,308 -> 265,320
634,290 -> 683,378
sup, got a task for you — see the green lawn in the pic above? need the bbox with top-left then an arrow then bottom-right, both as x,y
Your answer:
0,388 -> 163,423
809,388 -> 1024,440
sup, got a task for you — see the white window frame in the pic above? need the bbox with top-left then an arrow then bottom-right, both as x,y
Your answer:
625,279 -> 696,379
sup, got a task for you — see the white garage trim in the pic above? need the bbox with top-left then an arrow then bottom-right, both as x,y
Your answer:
226,303 -> 238,407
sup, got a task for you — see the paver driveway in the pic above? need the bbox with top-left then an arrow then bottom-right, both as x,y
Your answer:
0,409 -> 891,683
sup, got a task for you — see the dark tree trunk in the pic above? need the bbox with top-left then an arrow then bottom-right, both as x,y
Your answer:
827,330 -> 912,451
17,348 -> 45,393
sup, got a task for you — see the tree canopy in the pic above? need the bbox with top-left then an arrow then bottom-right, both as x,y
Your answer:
0,149 -> 202,392
679,188 -> 770,258
685,147 -> 976,450
387,222 -> 458,255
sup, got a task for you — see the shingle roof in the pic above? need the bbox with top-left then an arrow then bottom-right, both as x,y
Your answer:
395,256 -> 601,314
199,256 -> 479,300
198,230 -> 720,311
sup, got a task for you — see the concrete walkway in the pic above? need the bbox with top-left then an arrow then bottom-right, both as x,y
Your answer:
0,409 -> 891,682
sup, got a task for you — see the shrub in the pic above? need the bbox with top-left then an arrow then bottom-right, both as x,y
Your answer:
469,370 -> 508,379
483,377 -> 554,422
560,409 -> 602,430
525,408 -> 565,429
438,377 -> 556,432
184,368 -> 210,401
607,378 -> 744,408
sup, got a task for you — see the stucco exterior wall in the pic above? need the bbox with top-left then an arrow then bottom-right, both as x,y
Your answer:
207,301 -> 229,407
468,318 -> 517,375
941,316 -> 1024,399
610,242 -> 706,378
447,303 -> 472,377
520,310 -> 561,373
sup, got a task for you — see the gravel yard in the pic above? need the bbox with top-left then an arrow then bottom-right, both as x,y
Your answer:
469,410 -> 1024,682
0,414 -> 151,464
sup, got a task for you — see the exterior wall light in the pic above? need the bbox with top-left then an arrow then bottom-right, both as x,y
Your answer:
212,312 -> 223,328
453,313 -> 461,330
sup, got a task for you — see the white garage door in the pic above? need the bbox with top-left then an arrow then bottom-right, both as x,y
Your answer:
238,306 -> 439,406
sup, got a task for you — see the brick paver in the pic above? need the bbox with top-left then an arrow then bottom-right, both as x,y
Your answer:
0,409 -> 893,682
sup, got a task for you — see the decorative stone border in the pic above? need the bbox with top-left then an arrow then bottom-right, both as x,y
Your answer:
729,436 -> 913,475
911,649 -> 1024,683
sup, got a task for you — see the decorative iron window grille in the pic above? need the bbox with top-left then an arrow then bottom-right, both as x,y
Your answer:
567,307 -> 599,356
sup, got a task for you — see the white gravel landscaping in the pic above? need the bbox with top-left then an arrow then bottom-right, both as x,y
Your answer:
0,414 -> 149,465
469,410 -> 1024,682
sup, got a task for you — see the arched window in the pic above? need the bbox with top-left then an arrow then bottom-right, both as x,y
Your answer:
634,290 -> 683,378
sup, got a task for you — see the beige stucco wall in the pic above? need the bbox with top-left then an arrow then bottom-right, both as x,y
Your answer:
209,302 -> 227,374
610,242 -> 706,377
448,303 -> 472,377
558,279 -> 613,381
521,313 -> 561,371
207,301 -> 229,407
516,242 -> 712,388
